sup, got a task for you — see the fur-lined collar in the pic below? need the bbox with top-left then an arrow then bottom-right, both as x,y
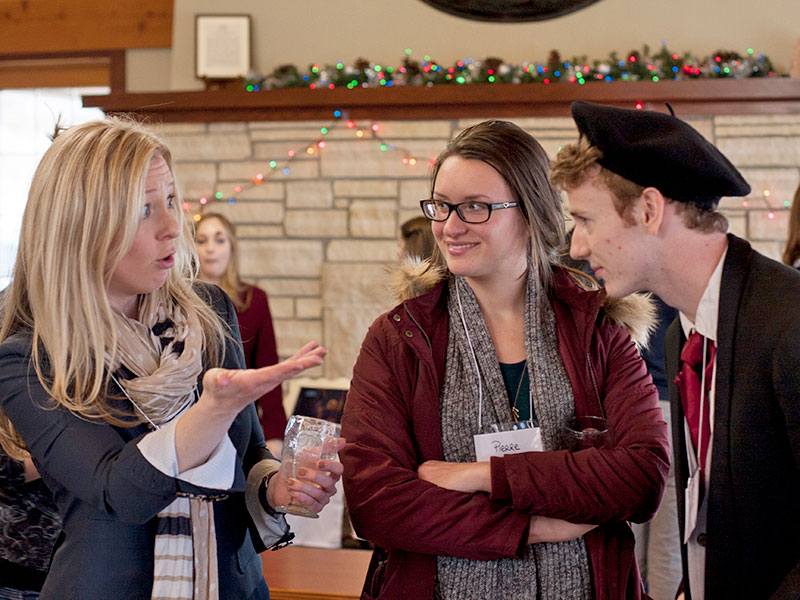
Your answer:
388,258 -> 656,350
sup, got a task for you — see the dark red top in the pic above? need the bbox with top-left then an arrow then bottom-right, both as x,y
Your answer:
236,285 -> 286,440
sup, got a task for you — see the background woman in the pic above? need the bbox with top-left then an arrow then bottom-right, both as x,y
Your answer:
0,118 -> 342,600
782,184 -> 800,269
341,120 -> 669,600
195,213 -> 285,454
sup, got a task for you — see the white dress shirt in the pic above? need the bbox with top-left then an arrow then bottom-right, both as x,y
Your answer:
677,244 -> 727,600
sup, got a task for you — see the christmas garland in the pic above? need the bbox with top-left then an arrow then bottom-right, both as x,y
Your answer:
243,44 -> 780,92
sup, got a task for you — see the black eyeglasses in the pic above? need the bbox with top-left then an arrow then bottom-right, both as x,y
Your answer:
420,199 -> 518,224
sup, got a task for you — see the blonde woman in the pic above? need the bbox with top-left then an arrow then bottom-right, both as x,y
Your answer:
0,118 -> 342,600
195,213 -> 284,454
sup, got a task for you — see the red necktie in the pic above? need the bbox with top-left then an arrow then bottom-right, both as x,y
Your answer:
674,331 -> 715,479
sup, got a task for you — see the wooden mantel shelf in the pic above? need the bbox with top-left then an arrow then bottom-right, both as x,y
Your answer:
82,78 -> 800,122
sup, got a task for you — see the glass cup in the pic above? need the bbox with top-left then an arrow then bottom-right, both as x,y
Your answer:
274,415 -> 341,518
562,415 -> 611,451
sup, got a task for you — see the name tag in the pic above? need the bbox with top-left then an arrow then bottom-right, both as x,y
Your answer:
473,426 -> 542,462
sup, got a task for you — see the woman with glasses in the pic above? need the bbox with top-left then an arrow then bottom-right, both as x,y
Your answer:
340,120 -> 669,600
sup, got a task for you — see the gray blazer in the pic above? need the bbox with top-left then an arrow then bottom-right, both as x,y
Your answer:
665,234 -> 800,599
0,283 -> 275,599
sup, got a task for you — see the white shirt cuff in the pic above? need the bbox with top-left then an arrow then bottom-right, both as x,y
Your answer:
136,416 -> 236,490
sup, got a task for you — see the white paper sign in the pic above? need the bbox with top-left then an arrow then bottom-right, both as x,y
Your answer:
473,427 -> 542,462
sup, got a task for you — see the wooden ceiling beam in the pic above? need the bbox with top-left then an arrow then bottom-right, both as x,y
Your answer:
0,0 -> 172,55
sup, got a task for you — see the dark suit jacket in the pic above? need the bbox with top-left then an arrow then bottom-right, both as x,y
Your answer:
665,234 -> 800,599
0,283 -> 275,600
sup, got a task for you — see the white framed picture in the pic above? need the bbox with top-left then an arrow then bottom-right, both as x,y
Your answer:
195,14 -> 251,79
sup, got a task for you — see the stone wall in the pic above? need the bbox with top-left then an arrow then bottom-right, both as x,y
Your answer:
152,114 -> 800,382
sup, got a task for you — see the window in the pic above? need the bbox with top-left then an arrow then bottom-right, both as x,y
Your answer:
0,86 -> 107,288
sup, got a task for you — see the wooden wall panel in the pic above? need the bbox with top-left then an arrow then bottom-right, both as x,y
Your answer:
0,54 -> 108,89
0,50 -> 124,91
0,0 -> 173,55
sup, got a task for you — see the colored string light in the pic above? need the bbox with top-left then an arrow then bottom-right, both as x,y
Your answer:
185,112 -> 427,215
184,108 -> 786,223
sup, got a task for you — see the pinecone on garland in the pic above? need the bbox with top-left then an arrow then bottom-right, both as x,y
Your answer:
272,64 -> 303,87
485,57 -> 504,72
402,56 -> 422,78
714,50 -> 742,62
546,50 -> 562,75
353,58 -> 371,72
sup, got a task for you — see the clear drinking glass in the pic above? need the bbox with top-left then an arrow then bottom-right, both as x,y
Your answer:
562,415 -> 611,451
274,415 -> 341,518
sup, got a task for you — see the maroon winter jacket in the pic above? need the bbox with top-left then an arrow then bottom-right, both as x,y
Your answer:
341,267 -> 670,600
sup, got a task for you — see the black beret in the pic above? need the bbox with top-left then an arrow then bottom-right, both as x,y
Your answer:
570,100 -> 750,208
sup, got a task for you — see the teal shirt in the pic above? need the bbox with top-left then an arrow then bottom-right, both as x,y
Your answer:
499,360 -> 536,425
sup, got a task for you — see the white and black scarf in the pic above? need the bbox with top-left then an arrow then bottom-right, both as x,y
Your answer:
111,294 -> 217,600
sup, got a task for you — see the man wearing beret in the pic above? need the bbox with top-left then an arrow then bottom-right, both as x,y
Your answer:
551,100 -> 800,600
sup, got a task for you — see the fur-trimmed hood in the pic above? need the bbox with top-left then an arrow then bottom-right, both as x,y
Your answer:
388,258 -> 656,350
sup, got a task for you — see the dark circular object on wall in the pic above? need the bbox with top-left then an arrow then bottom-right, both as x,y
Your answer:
418,0 -> 603,22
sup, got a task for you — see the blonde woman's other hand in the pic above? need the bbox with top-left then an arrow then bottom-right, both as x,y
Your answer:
267,438 -> 346,514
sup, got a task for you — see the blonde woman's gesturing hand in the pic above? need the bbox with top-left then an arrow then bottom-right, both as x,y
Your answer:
176,342 -> 326,472
201,342 -> 326,415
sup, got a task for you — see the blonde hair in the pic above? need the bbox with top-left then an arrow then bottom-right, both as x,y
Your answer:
552,137 -> 728,233
195,213 -> 251,311
782,186 -> 800,267
427,120 -> 565,293
0,118 -> 227,458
